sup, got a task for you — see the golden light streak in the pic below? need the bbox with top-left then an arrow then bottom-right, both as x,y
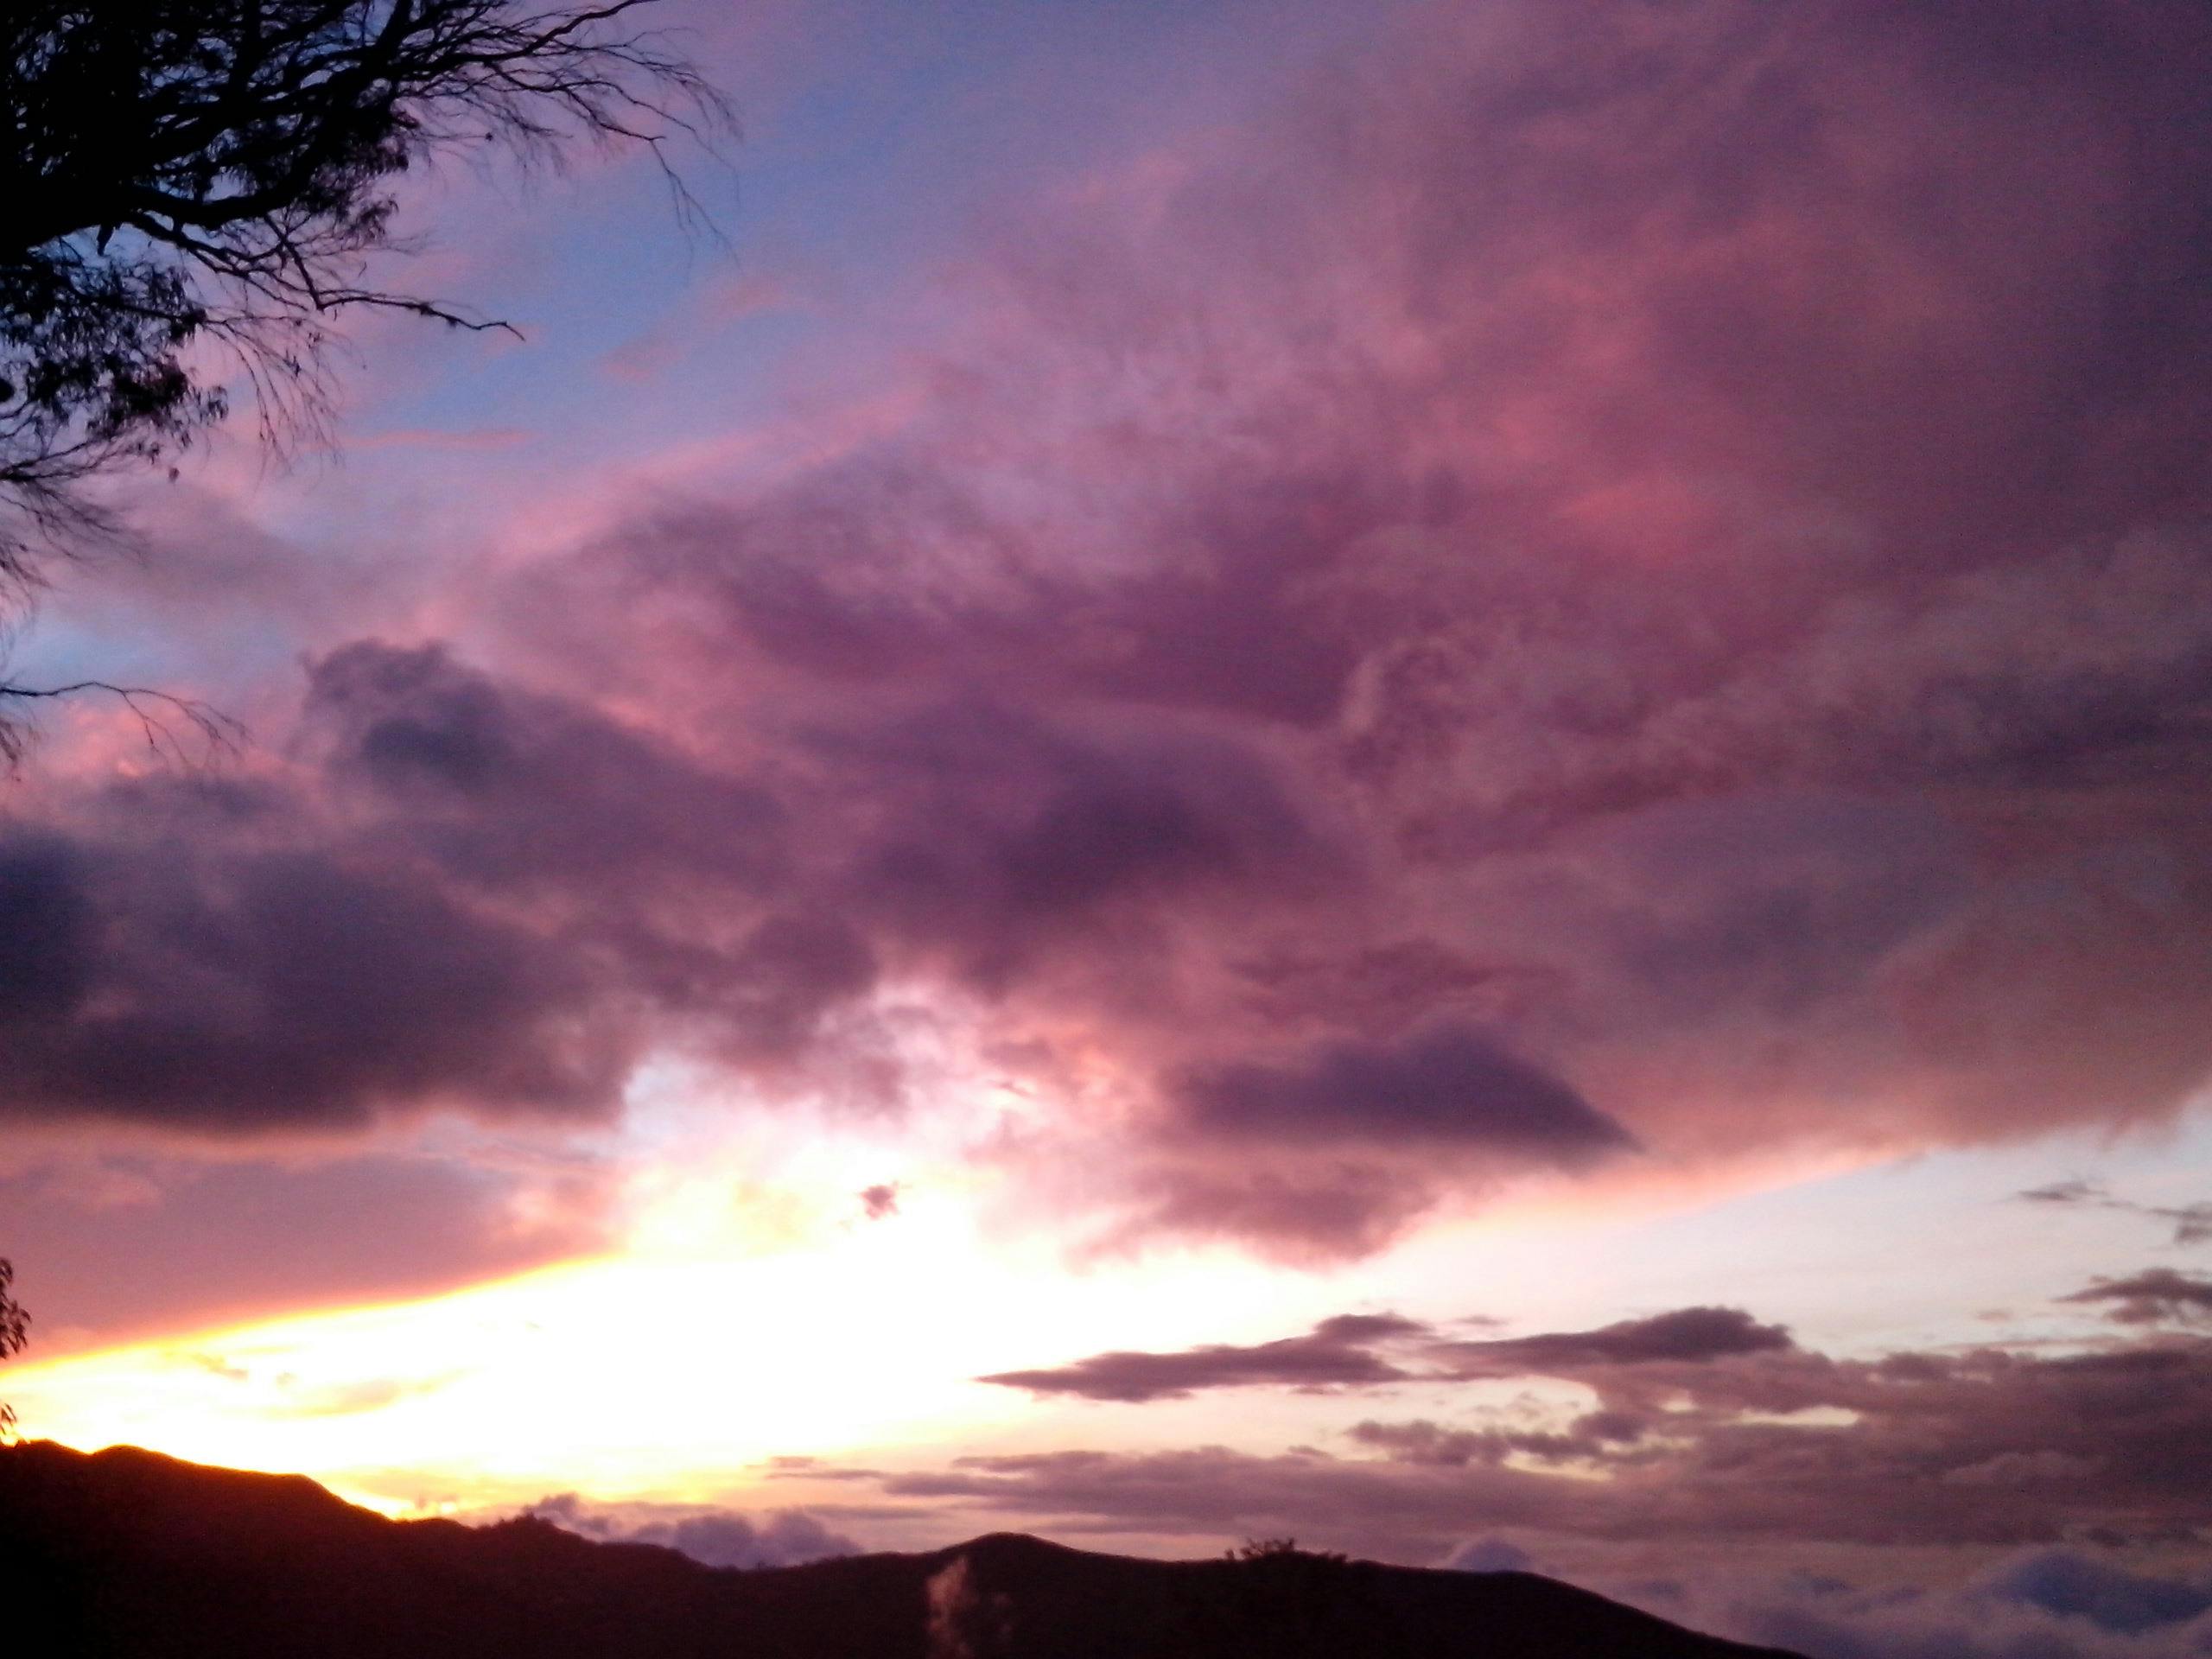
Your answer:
5,1163 -> 1310,1513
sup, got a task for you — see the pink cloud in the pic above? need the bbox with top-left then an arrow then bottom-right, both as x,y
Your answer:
13,0 -> 2212,1263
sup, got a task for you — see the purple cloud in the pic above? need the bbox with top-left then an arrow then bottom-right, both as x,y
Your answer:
14,0 -> 2212,1266
2058,1270 -> 2212,1326
1170,1026 -> 1632,1157
0,1152 -> 604,1351
979,1313 -> 1430,1403
1431,1308 -> 1796,1373
881,1324 -> 2212,1556
979,1306 -> 1789,1408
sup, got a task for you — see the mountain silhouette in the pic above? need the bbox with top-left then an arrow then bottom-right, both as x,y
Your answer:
0,1440 -> 1802,1656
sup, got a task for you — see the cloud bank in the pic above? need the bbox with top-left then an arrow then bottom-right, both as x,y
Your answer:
943,1287 -> 2212,1561
524,1491 -> 861,1570
12,0 -> 2212,1263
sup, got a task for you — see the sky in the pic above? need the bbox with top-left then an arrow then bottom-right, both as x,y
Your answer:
5,2 -> 2212,1653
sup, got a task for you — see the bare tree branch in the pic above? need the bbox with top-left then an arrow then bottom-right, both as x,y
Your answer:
0,677 -> 248,772
0,1 -> 735,755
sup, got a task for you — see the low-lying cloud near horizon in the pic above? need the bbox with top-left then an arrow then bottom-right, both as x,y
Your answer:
887,1285 -> 2212,1657
8,0 -> 2212,1287
960,1286 -> 2212,1549
524,1491 -> 860,1571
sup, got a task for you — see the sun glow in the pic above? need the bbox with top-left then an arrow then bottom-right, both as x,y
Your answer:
5,1127 -> 1306,1512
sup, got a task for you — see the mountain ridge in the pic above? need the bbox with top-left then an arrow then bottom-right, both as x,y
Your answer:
0,1440 -> 1804,1657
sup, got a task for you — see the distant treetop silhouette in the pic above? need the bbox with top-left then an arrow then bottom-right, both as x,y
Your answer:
0,1258 -> 28,1440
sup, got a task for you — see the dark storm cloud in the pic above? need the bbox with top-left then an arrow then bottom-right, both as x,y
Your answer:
0,812 -> 622,1131
304,640 -> 789,899
0,642 -> 870,1134
1110,1030 -> 1630,1263
1169,1026 -> 1632,1156
0,627 -> 1342,1137
491,0 -> 2212,1251
978,1313 -> 1430,1402
18,0 -> 2212,1261
815,699 -> 1332,990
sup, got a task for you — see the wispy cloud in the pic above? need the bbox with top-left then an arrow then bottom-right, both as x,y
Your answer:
2019,1181 -> 2212,1249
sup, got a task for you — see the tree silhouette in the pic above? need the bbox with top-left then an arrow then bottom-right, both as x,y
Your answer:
0,1258 -> 28,1442
0,0 -> 733,753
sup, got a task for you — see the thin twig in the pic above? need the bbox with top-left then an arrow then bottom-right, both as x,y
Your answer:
0,678 -> 247,771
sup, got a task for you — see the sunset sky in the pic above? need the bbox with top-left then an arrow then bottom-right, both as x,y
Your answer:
6,3 -> 2212,1653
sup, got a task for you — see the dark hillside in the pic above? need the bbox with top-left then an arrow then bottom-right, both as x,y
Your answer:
0,1441 -> 1801,1657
